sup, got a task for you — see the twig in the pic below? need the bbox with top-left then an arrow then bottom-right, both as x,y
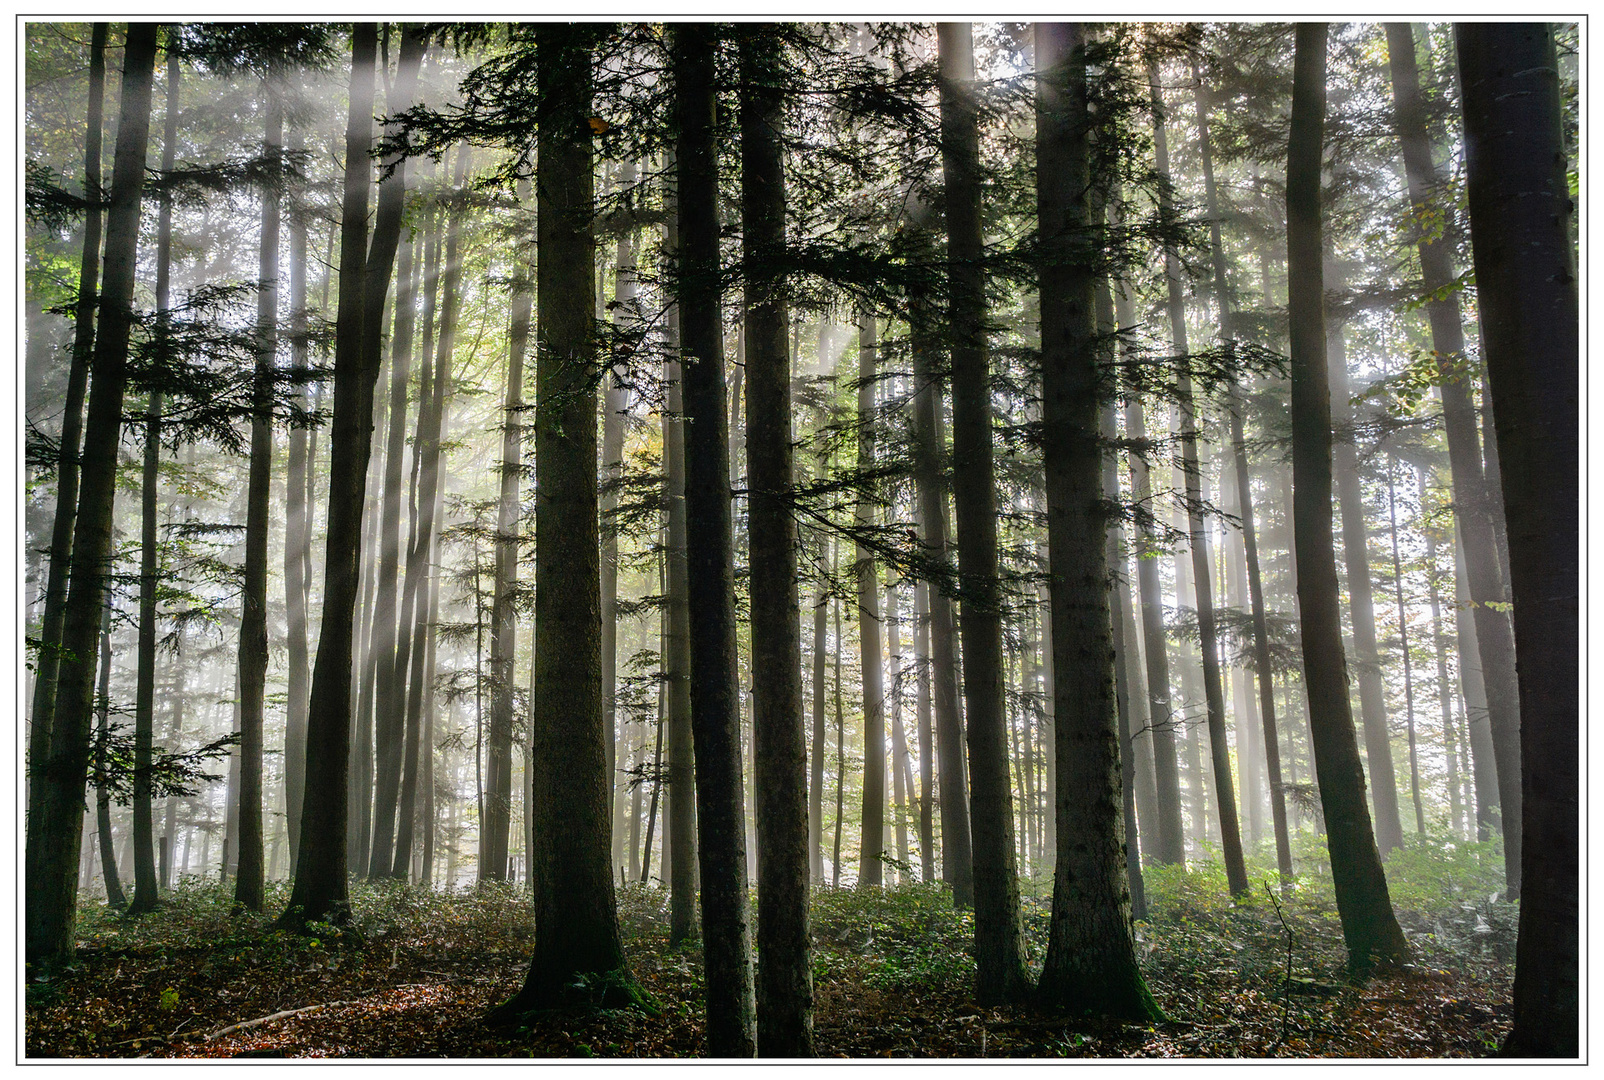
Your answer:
203,1001 -> 351,1042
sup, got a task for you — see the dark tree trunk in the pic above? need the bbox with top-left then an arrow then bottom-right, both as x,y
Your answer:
284,122 -> 311,876
1148,62 -> 1247,893
913,581 -> 936,883
485,168 -> 530,885
1455,21 -> 1578,1057
1124,391 -> 1187,865
234,86 -> 283,914
810,576 -> 828,884
909,290 -> 973,906
661,150 -> 698,946
278,23 -> 379,930
937,24 -> 1025,1001
94,599 -> 124,910
1385,464 -> 1426,836
853,314 -> 887,887
1386,21 -> 1523,887
1326,317 -> 1405,855
30,21 -> 107,836
129,47 -> 180,917
347,26 -> 425,878
1033,24 -> 1161,1021
739,28 -> 814,1053
497,23 -> 631,1016
26,21 -> 158,965
674,26 -> 757,1054
604,164 -> 637,877
1285,22 -> 1408,971
1230,403 -> 1294,883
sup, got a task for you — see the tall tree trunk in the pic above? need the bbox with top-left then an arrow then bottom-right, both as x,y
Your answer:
283,117 -> 312,877
234,85 -> 283,914
1423,491 -> 1464,838
1385,463 -> 1425,837
1453,529 -> 1499,839
673,26 -> 757,1053
1124,391 -> 1186,865
1230,403 -> 1294,883
129,47 -> 181,917
1386,21 -> 1523,888
739,28 -> 813,1052
278,23 -> 379,930
1285,22 -> 1408,971
604,164 -> 638,878
30,21 -> 107,838
1326,316 -> 1406,854
910,291 -> 973,906
937,25 -> 1025,1001
26,22 -> 158,965
1456,22 -> 1578,1056
853,315 -> 887,886
661,150 -> 698,946
809,577 -> 828,884
913,581 -> 936,883
94,598 -> 125,909
1034,23 -> 1161,1020
1148,63 -> 1248,895
496,25 -> 630,1016
484,169 -> 530,884
886,584 -> 913,874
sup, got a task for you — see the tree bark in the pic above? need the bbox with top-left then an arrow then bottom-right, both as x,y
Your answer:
29,21 -> 107,835
937,23 -> 1027,1003
1386,21 -> 1522,887
739,27 -> 814,1053
1455,22 -> 1578,1056
674,26 -> 757,1053
661,148 -> 699,946
278,23 -> 378,929
1034,23 -> 1161,1020
497,24 -> 631,1015
853,315 -> 887,886
1326,316 -> 1405,854
233,85 -> 283,914
26,21 -> 158,965
283,119 -> 311,877
94,598 -> 124,909
1285,22 -> 1408,971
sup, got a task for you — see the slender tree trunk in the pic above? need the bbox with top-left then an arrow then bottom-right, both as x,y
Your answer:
937,22 -> 1027,1003
496,25 -> 630,1016
1456,22 -> 1578,1055
910,304 -> 973,906
1147,63 -> 1247,892
1124,390 -> 1186,865
233,85 -> 283,914
283,119 -> 312,877
1453,529 -> 1499,840
661,151 -> 698,945
738,30 -> 813,1051
1034,24 -> 1161,1019
810,577 -> 828,885
1326,316 -> 1406,854
1386,21 -> 1523,887
1285,23 -> 1408,971
94,599 -> 124,909
26,22 -> 158,965
853,315 -> 887,886
1423,490 -> 1464,838
484,170 -> 531,885
913,581 -> 936,883
673,27 -> 756,1053
1230,403 -> 1294,883
1385,463 -> 1425,837
30,21 -> 107,844
832,599 -> 844,887
278,23 -> 379,929
604,164 -> 638,878
886,585 -> 913,874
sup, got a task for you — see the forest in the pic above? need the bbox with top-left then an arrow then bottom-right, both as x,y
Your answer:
22,21 -> 1579,1059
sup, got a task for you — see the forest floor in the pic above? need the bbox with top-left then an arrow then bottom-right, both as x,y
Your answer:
25,843 -> 1515,1059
